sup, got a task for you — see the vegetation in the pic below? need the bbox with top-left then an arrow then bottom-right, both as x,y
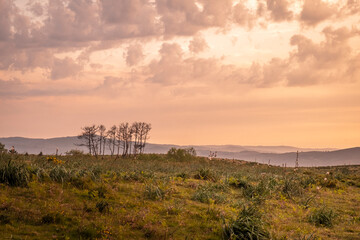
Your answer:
0,148 -> 359,239
78,122 -> 151,159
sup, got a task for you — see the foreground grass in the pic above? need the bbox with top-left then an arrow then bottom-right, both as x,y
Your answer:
0,153 -> 360,239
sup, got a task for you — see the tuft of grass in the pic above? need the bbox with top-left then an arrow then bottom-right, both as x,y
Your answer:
96,200 -> 110,214
223,205 -> 270,240
282,177 -> 303,199
144,182 -> 166,200
308,206 -> 337,227
0,160 -> 29,187
192,185 -> 226,204
194,168 -> 218,182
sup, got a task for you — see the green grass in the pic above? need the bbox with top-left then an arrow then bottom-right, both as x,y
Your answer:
0,153 -> 360,239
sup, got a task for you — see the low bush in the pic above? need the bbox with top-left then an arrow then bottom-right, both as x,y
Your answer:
167,147 -> 196,161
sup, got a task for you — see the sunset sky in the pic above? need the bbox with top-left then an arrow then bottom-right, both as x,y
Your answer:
0,0 -> 359,148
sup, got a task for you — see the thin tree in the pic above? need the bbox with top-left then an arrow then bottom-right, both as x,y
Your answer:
106,125 -> 117,156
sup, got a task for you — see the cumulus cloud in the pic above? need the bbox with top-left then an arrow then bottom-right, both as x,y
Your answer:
189,35 -> 208,53
300,0 -> 336,26
156,0 -> 232,36
147,42 -> 219,85
232,2 -> 257,29
238,26 -> 360,87
266,0 -> 293,21
124,43 -> 144,66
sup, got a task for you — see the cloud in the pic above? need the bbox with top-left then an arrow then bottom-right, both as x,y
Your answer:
147,42 -> 219,85
241,26 -> 360,87
232,2 -> 257,29
27,1 -> 44,17
0,0 -> 14,41
50,57 -> 83,80
189,35 -> 208,53
300,0 -> 336,26
124,43 -> 144,66
156,0 -> 232,36
266,0 -> 293,22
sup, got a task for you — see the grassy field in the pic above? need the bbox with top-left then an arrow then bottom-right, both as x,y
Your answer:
0,151 -> 360,239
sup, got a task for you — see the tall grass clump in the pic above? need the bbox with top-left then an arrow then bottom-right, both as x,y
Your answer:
144,182 -> 166,200
282,177 -> 303,199
223,205 -> 270,240
192,185 -> 226,204
194,168 -> 218,182
0,160 -> 29,187
308,206 -> 337,227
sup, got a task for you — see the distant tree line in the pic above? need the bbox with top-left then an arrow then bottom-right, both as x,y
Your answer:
78,122 -> 151,159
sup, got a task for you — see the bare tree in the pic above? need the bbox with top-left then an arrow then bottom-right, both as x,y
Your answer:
106,125 -> 117,156
132,122 -> 151,155
119,122 -> 133,157
78,125 -> 98,156
78,122 -> 151,158
98,125 -> 107,157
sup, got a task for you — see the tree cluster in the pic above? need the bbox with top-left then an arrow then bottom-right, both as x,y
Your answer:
77,122 -> 151,158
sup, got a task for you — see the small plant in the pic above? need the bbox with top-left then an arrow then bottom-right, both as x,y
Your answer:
282,177 -> 303,199
194,168 -> 217,182
192,185 -> 226,204
0,160 -> 29,187
65,149 -> 84,156
96,200 -> 109,213
49,166 -> 71,183
308,206 -> 336,227
176,172 -> 189,179
223,205 -> 270,240
144,182 -> 166,200
41,213 -> 64,224
47,156 -> 63,165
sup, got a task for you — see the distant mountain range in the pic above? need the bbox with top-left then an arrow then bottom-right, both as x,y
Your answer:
0,136 -> 359,167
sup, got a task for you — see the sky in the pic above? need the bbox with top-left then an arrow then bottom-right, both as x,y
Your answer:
0,0 -> 360,148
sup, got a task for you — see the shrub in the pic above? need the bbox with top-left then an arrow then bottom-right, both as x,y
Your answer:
0,142 -> 7,155
0,160 -> 29,187
223,206 -> 270,240
167,147 -> 196,161
65,149 -> 84,156
308,206 -> 336,227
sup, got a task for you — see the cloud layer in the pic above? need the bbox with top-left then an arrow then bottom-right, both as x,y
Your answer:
0,0 -> 360,147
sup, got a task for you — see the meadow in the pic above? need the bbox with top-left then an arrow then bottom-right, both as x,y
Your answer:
0,149 -> 360,239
